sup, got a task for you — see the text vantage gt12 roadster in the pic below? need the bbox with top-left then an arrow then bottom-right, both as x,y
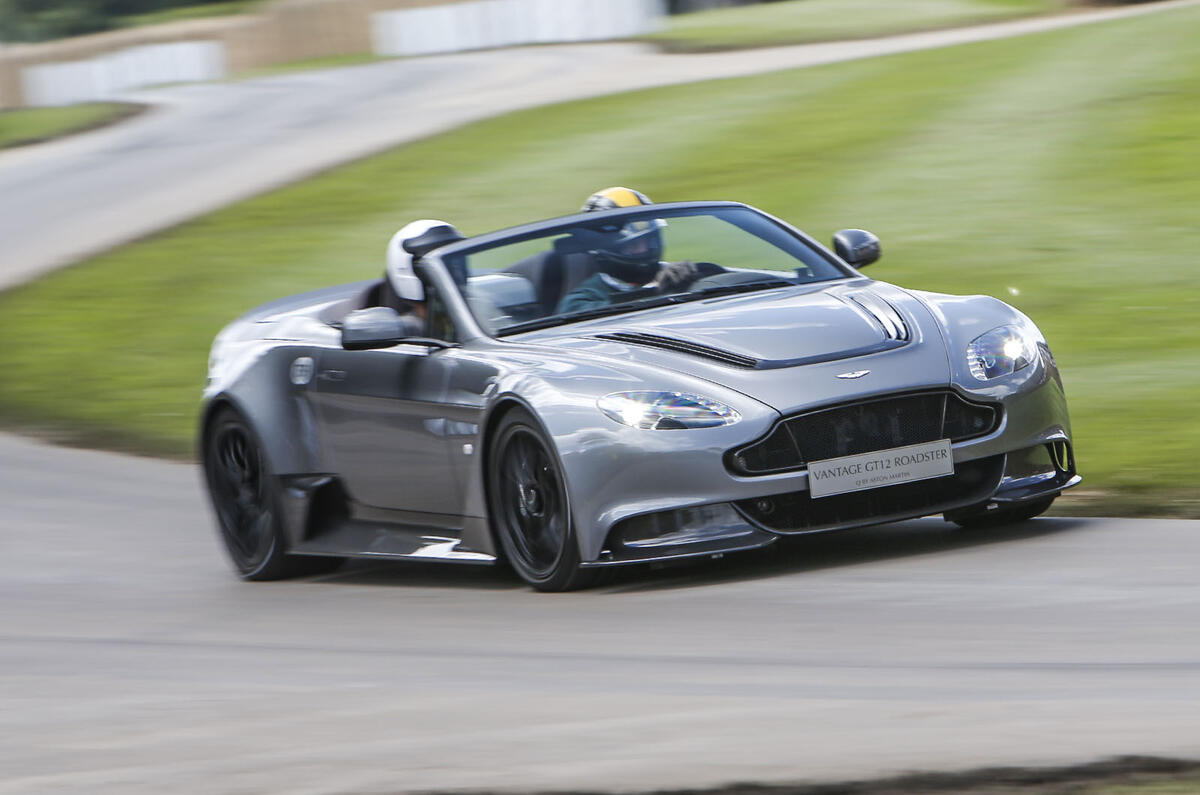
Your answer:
201,200 -> 1079,590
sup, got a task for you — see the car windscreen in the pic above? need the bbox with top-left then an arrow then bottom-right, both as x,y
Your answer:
449,206 -> 849,337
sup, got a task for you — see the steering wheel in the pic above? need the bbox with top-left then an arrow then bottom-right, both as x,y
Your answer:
693,261 -> 726,278
616,262 -> 728,300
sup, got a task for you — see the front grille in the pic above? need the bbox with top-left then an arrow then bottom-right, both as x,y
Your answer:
736,455 -> 1004,534
728,391 -> 999,476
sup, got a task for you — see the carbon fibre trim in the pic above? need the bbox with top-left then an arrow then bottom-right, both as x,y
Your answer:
736,455 -> 1005,534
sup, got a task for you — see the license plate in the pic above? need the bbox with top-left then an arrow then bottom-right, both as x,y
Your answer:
807,438 -> 954,499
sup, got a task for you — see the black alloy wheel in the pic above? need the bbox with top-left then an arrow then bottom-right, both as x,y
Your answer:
203,408 -> 338,580
488,409 -> 594,591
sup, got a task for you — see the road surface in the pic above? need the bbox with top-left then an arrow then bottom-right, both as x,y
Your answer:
2,431 -> 1198,794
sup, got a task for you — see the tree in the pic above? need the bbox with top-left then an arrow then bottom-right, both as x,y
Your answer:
0,0 -> 230,42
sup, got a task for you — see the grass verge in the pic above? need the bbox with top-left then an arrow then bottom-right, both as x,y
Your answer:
0,102 -> 142,149
0,5 -> 1198,515
232,52 -> 388,80
514,756 -> 1200,793
645,0 -> 1070,52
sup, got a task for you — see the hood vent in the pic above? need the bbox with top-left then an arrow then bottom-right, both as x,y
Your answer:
594,332 -> 759,369
846,291 -> 909,341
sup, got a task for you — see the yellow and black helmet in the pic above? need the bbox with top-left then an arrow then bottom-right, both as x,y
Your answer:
579,187 -> 664,282
581,186 -> 654,212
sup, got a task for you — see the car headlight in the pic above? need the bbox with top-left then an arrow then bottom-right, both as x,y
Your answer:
967,325 -> 1037,381
597,391 -> 741,430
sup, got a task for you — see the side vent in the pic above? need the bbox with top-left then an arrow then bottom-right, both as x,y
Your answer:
847,292 -> 909,341
594,332 -> 759,369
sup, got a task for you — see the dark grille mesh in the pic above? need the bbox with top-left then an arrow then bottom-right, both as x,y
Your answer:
729,391 -> 998,475
736,455 -> 1004,534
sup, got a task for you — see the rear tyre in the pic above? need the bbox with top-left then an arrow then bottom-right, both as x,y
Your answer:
488,408 -> 596,592
203,408 -> 341,580
950,496 -> 1056,530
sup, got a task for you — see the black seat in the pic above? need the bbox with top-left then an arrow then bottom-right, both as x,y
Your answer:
502,234 -> 604,315
358,278 -> 414,314
502,250 -> 560,315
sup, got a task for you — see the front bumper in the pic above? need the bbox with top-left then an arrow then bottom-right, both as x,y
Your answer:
590,439 -> 1078,566
587,503 -> 777,566
568,349 -> 1076,564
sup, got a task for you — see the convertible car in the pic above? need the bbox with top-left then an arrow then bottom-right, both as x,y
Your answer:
200,201 -> 1079,590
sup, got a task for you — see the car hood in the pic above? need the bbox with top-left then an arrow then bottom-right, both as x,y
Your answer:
606,285 -> 900,366
516,279 -> 954,413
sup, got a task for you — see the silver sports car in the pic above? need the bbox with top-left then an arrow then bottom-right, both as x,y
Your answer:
200,201 -> 1079,590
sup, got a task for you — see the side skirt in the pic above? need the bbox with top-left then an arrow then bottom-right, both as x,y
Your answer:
278,475 -> 496,564
290,518 -> 495,564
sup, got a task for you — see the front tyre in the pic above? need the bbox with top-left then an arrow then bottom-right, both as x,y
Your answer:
488,409 -> 595,592
203,408 -> 340,580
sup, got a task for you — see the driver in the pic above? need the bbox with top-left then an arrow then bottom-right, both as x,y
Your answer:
556,187 -> 697,314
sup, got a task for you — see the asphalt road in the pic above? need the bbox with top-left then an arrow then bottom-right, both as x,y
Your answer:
2,0 -> 1199,290
3,430 -> 1199,794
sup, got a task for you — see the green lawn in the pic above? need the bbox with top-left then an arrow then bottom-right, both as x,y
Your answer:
0,103 -> 139,149
1,5 -> 1198,514
232,52 -> 388,81
1093,779 -> 1200,795
646,0 -> 1069,52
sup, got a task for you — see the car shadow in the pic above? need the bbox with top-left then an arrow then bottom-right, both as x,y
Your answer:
309,558 -> 525,591
593,515 -> 1092,594
309,515 -> 1091,594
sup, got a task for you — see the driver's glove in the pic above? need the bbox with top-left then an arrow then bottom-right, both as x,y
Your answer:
654,260 -> 698,292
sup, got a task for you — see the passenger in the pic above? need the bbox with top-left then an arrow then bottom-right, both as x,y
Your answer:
366,219 -> 464,331
556,187 -> 697,314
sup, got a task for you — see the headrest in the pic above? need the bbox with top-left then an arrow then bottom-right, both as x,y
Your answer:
554,229 -> 608,255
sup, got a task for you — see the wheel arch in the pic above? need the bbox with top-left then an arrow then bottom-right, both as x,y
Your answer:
199,385 -> 319,478
201,344 -> 325,477
478,394 -> 582,559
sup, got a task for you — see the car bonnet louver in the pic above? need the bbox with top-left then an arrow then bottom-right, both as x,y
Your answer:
593,332 -> 759,369
846,291 -> 909,341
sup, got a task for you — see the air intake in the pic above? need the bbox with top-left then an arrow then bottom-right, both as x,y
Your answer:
846,291 -> 909,341
594,332 -> 759,369
727,390 -> 1000,476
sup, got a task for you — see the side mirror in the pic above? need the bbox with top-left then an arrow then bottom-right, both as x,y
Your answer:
341,307 -> 423,350
833,229 -> 881,268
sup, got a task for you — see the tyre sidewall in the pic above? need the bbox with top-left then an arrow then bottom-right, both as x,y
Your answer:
202,407 -> 290,580
487,408 -> 589,591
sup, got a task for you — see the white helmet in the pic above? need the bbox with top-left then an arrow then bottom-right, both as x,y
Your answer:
385,219 -> 461,302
